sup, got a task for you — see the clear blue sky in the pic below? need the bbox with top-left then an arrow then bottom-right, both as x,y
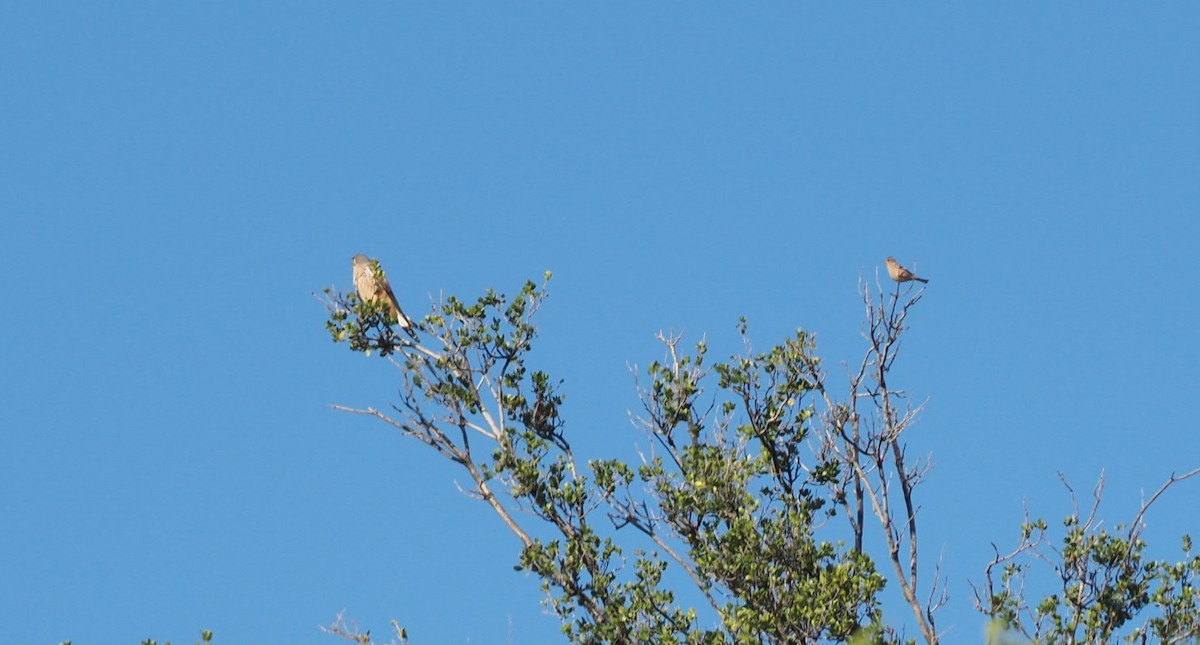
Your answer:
3,4 -> 1198,643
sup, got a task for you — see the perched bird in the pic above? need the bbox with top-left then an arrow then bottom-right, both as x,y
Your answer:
885,257 -> 929,284
351,254 -> 418,339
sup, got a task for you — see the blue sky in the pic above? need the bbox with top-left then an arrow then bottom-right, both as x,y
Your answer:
2,4 -> 1198,643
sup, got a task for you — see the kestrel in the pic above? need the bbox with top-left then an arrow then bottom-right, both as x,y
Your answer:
352,254 -> 418,339
885,257 -> 929,284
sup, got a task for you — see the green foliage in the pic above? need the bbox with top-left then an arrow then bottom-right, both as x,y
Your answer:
321,273 -> 902,643
322,289 -> 411,357
975,478 -> 1200,644
59,630 -> 213,645
322,275 -> 1198,645
617,330 -> 887,643
131,631 -> 216,645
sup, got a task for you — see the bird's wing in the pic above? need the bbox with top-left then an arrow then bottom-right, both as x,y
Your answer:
379,274 -> 418,337
377,273 -> 401,310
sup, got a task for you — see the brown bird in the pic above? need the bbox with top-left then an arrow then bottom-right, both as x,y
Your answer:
352,254 -> 418,339
885,257 -> 929,284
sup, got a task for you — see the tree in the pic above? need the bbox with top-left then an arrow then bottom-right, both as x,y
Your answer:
973,469 -> 1200,644
318,266 -> 1198,645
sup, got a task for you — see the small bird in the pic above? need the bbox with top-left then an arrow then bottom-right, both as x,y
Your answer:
885,257 -> 929,284
351,254 -> 418,339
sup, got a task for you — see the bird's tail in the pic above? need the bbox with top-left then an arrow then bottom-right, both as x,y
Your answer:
394,308 -> 419,340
